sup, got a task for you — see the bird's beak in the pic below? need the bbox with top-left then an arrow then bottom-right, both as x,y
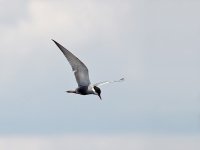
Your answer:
98,94 -> 102,100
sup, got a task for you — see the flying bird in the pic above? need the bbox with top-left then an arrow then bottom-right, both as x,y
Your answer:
52,39 -> 124,100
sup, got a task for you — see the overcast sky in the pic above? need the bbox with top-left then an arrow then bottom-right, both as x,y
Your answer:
0,0 -> 200,149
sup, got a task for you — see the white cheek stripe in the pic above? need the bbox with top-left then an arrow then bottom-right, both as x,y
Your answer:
92,87 -> 97,94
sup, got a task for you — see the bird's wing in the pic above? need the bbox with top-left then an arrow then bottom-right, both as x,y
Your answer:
94,78 -> 124,87
52,39 -> 91,87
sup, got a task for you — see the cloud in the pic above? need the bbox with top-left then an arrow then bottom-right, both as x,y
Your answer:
0,134 -> 200,150
0,0 -> 28,26
0,0 -> 200,135
0,0 -> 138,83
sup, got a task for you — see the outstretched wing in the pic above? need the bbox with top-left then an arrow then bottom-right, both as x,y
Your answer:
52,39 -> 91,87
94,78 -> 124,87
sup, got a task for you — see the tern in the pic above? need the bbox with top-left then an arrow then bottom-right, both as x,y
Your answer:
52,39 -> 124,100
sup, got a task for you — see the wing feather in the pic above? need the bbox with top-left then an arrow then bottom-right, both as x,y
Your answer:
94,78 -> 124,87
52,40 -> 91,87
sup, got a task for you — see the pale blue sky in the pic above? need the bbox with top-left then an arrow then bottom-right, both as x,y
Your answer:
0,0 -> 200,137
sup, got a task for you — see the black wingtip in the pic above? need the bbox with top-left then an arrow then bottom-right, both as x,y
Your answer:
120,78 -> 125,81
51,39 -> 56,43
51,39 -> 61,47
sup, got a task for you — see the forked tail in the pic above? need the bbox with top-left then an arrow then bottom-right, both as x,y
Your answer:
66,90 -> 76,93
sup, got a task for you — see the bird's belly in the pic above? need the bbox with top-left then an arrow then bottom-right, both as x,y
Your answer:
76,86 -> 90,95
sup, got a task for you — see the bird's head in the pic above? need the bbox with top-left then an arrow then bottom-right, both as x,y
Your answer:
94,86 -> 101,100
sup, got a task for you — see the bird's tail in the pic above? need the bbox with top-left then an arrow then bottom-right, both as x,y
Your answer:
66,90 -> 76,93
